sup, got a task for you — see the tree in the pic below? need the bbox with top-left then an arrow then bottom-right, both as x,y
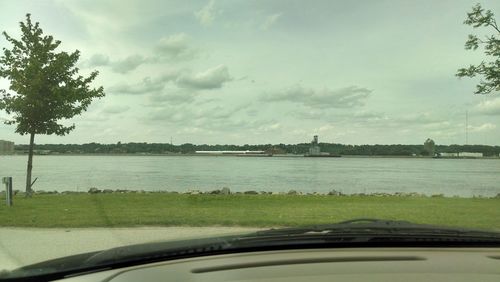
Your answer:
457,4 -> 500,94
0,14 -> 105,196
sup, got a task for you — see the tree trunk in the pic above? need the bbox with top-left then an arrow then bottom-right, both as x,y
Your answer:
25,132 -> 35,198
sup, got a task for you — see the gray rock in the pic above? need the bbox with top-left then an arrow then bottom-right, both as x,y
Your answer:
102,189 -> 114,193
221,187 -> 231,195
288,190 -> 298,195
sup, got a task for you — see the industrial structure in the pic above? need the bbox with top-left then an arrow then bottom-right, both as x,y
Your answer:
305,135 -> 340,157
309,135 -> 321,155
0,140 -> 14,154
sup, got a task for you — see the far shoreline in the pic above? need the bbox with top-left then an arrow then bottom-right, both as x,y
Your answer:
3,153 -> 500,159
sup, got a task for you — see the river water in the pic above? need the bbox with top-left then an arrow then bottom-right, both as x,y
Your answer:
0,155 -> 499,197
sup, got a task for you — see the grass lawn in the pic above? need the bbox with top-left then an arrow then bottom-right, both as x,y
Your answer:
0,193 -> 499,230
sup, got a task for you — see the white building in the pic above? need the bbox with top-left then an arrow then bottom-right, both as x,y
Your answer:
195,150 -> 265,155
440,152 -> 459,157
458,152 -> 483,158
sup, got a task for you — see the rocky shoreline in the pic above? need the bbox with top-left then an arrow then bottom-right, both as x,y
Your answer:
1,187 -> 497,198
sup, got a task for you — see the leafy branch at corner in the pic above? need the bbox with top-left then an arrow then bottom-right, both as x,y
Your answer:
457,4 -> 500,94
0,14 -> 105,197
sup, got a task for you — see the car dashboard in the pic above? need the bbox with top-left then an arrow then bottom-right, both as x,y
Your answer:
55,248 -> 500,282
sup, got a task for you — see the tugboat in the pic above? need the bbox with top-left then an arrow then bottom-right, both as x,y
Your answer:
304,135 -> 341,157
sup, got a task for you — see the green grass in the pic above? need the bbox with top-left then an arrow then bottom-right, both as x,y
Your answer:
0,194 -> 499,230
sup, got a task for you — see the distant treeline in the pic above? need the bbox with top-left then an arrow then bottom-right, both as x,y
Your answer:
14,142 -> 500,156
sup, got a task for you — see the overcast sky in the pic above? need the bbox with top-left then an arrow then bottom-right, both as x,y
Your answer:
1,0 -> 500,145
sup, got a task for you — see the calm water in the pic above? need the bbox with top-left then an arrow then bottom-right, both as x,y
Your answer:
0,155 -> 499,197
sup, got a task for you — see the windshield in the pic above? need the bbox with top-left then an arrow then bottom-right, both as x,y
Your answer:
0,0 -> 499,277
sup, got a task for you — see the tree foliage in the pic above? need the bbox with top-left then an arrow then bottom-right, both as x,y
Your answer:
457,4 -> 500,94
0,14 -> 104,196
0,14 -> 104,135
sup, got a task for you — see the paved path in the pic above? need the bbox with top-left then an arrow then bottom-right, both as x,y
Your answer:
0,227 -> 261,271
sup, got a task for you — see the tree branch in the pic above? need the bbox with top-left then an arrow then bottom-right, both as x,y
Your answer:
488,22 -> 500,34
490,19 -> 500,34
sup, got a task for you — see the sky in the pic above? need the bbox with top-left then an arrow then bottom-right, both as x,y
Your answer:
0,0 -> 499,146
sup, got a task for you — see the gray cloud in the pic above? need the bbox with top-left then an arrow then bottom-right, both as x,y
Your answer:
109,65 -> 231,96
204,104 -> 249,120
421,121 -> 452,130
102,105 -> 130,114
473,97 -> 500,115
261,13 -> 283,30
146,106 -> 187,123
352,111 -> 385,119
262,85 -> 372,109
195,0 -> 216,27
85,53 -> 110,67
83,33 -> 197,74
290,108 -> 452,133
145,103 -> 251,131
111,54 -> 148,74
290,109 -> 386,124
148,91 -> 197,106
176,65 -> 232,90
202,118 -> 276,132
5,0 -> 500,145
397,112 -> 443,124
108,76 -> 171,95
246,109 -> 258,117
290,110 -> 325,120
468,123 -> 497,132
154,33 -> 197,60
172,117 -> 279,136
354,113 -> 454,133
195,98 -> 221,105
